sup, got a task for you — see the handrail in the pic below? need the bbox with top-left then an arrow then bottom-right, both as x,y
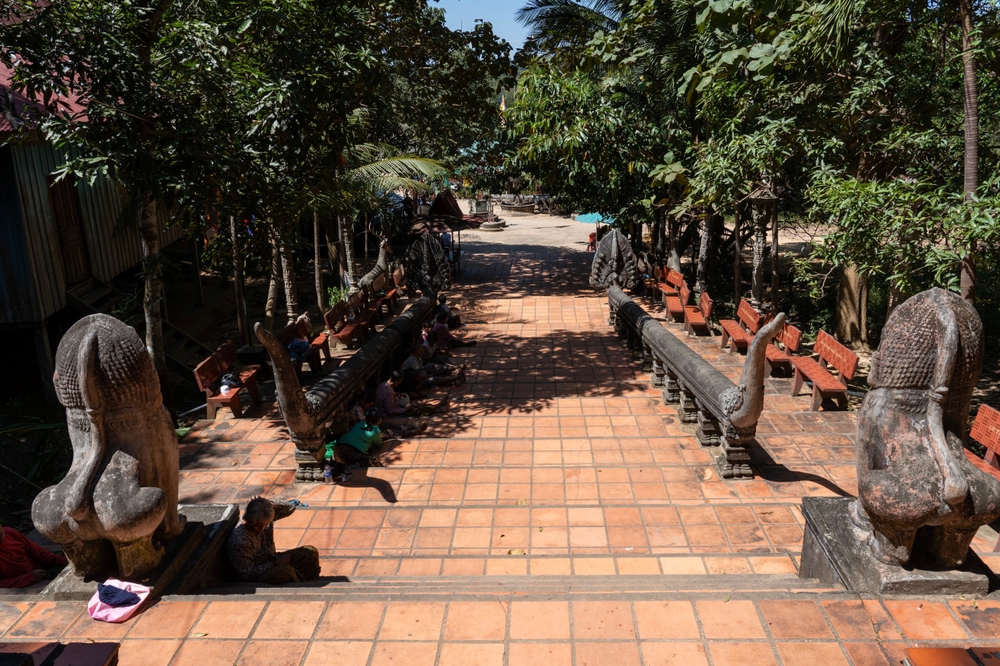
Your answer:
254,296 -> 433,481
606,285 -> 783,479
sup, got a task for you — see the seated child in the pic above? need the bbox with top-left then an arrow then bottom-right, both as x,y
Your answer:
433,294 -> 461,328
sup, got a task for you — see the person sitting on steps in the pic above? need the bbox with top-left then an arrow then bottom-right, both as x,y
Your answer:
402,342 -> 465,390
433,312 -> 476,348
329,408 -> 387,483
348,389 -> 377,425
0,522 -> 67,588
226,497 -> 320,585
434,294 -> 461,329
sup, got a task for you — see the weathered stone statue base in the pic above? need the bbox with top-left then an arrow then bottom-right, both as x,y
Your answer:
42,504 -> 238,601
800,498 -> 995,595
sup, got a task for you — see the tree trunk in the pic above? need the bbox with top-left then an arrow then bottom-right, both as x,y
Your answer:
138,196 -> 171,406
666,215 -> 681,272
230,216 -> 250,347
886,283 -> 905,322
835,264 -> 869,349
770,202 -> 780,313
313,211 -> 324,315
191,236 -> 204,307
279,232 -> 299,325
695,212 -> 712,294
341,213 -> 358,290
264,230 -> 281,331
959,0 -> 978,302
324,216 -> 344,289
750,200 -> 769,312
733,203 -> 741,307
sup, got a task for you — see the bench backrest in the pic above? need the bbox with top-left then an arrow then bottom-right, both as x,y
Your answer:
324,304 -> 347,333
737,299 -> 763,334
776,322 -> 802,353
679,282 -> 692,306
664,269 -> 685,289
815,330 -> 859,380
698,290 -> 713,319
971,404 -> 1000,454
193,340 -> 235,393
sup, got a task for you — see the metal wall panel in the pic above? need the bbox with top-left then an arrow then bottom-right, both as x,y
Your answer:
9,139 -> 190,321
9,141 -> 65,319
0,146 -> 41,323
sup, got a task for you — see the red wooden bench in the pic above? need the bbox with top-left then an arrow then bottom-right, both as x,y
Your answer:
682,286 -> 713,335
325,296 -> 377,349
663,271 -> 688,322
790,330 -> 859,410
193,340 -> 261,419
764,320 -> 802,375
719,299 -> 763,353
966,404 -> 1000,551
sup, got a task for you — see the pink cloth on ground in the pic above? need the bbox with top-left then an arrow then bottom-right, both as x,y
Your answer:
87,577 -> 150,623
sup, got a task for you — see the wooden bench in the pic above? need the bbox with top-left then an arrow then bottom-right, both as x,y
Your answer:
966,404 -> 1000,551
663,272 -> 688,322
682,285 -> 713,335
764,321 -> 803,375
325,302 -> 374,349
790,330 -> 859,410
719,299 -> 763,354
193,340 -> 261,419
275,316 -> 324,376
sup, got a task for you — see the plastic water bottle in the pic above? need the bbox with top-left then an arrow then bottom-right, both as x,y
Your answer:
323,463 -> 333,484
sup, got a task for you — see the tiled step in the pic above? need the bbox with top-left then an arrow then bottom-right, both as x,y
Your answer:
201,571 -> 837,600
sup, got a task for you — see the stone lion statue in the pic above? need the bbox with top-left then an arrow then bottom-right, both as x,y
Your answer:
32,314 -> 184,579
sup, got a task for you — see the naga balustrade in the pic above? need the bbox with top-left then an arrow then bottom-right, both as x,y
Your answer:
254,297 -> 433,481
607,285 -> 783,479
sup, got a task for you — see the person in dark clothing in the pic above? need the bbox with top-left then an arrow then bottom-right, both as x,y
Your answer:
0,525 -> 67,588
434,295 -> 461,329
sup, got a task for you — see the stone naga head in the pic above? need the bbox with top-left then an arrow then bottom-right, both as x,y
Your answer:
32,314 -> 183,579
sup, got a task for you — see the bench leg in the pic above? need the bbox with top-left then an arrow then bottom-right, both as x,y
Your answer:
791,369 -> 805,397
811,387 -> 823,411
308,350 -> 321,374
835,392 -> 848,409
206,401 -> 218,420
245,376 -> 261,404
719,328 -> 730,350
230,395 -> 244,418
764,359 -> 773,376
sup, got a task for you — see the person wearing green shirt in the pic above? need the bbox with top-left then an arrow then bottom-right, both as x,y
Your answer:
329,409 -> 385,480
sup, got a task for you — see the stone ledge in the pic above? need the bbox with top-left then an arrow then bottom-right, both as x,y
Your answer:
800,496 -> 996,596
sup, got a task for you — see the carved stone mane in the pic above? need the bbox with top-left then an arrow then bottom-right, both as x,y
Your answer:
590,229 -> 638,290
403,234 -> 451,297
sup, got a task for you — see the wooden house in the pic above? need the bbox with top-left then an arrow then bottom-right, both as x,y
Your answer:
1,86 -> 186,408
